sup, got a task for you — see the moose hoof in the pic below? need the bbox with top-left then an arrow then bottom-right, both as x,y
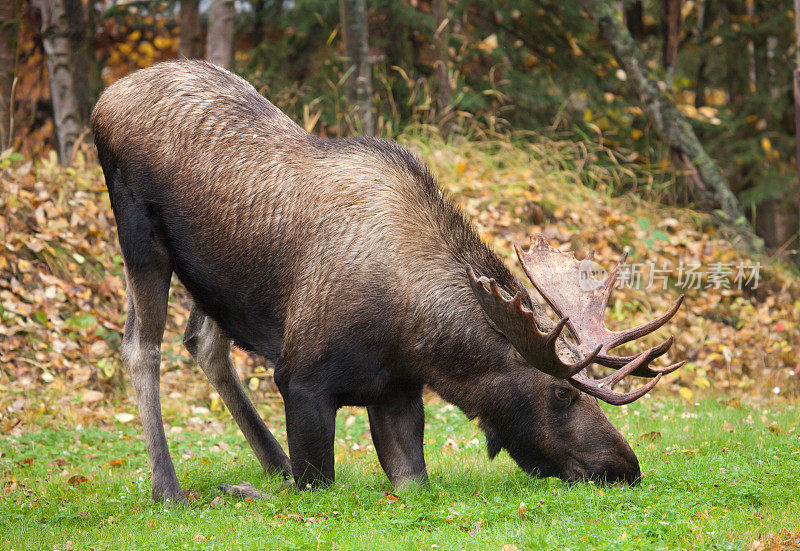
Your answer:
264,461 -> 292,480
278,477 -> 295,491
152,484 -> 187,505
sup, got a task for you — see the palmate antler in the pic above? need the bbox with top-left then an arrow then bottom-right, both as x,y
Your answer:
467,234 -> 684,405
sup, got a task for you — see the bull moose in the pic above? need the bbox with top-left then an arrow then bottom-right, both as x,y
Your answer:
91,60 -> 684,502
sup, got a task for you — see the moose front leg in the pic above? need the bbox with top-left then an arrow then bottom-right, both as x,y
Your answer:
367,389 -> 428,489
121,271 -> 184,503
279,380 -> 336,489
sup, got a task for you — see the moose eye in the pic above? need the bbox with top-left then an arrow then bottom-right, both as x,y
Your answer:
554,387 -> 572,403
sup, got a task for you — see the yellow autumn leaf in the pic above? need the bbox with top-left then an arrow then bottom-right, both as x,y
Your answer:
137,42 -> 155,59
705,88 -> 726,106
761,137 -> 772,152
631,129 -> 643,140
153,36 -> 173,50
698,106 -> 718,118
694,377 -> 711,388
679,387 -> 693,401
567,35 -> 583,57
476,34 -> 498,54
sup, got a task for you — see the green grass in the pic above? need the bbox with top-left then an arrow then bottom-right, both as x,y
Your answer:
1,398 -> 798,550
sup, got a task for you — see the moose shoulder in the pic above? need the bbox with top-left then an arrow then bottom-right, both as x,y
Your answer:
91,60 -> 684,502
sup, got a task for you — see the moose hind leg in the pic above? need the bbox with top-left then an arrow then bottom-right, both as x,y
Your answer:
183,305 -> 291,478
367,389 -> 428,489
120,255 -> 182,502
110,165 -> 182,503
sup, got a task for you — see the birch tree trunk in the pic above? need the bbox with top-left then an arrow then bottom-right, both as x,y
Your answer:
0,0 -> 18,149
207,0 -> 235,69
179,0 -> 203,59
579,0 -> 763,252
339,0 -> 374,136
40,0 -> 82,163
432,0 -> 452,116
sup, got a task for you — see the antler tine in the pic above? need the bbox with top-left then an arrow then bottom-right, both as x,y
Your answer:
595,347 -> 653,389
568,348 -> 663,405
603,295 -> 685,351
595,335 -> 674,369
652,360 -> 686,376
570,372 -> 663,406
466,265 -> 600,380
596,250 -> 628,315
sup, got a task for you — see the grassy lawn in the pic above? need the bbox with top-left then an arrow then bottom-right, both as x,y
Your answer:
1,397 -> 798,550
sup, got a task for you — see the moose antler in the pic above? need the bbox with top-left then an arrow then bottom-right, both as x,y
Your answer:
467,234 -> 684,405
466,266 -> 601,379
515,234 -> 684,373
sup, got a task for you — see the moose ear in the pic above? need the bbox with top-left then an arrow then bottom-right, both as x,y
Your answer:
483,425 -> 503,460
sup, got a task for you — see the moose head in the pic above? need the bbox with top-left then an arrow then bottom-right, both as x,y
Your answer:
466,234 -> 684,484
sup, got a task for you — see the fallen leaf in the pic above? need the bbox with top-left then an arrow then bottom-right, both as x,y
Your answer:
82,390 -> 104,403
114,412 -> 135,424
467,519 -> 483,535
67,474 -> 88,487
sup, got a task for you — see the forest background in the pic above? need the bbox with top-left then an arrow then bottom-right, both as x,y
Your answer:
2,0 -> 800,412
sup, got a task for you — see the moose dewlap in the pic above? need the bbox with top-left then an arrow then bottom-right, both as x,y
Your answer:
91,60 -> 684,502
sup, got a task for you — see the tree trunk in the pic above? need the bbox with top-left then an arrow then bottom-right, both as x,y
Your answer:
0,0 -> 18,149
207,0 -> 235,69
338,0 -> 373,136
432,0 -> 452,117
65,0 -> 92,124
693,0 -> 706,108
179,0 -> 203,59
625,1 -> 644,42
756,200 -> 795,250
579,0 -> 763,252
660,0 -> 680,90
40,0 -> 82,163
794,0 -> 800,242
